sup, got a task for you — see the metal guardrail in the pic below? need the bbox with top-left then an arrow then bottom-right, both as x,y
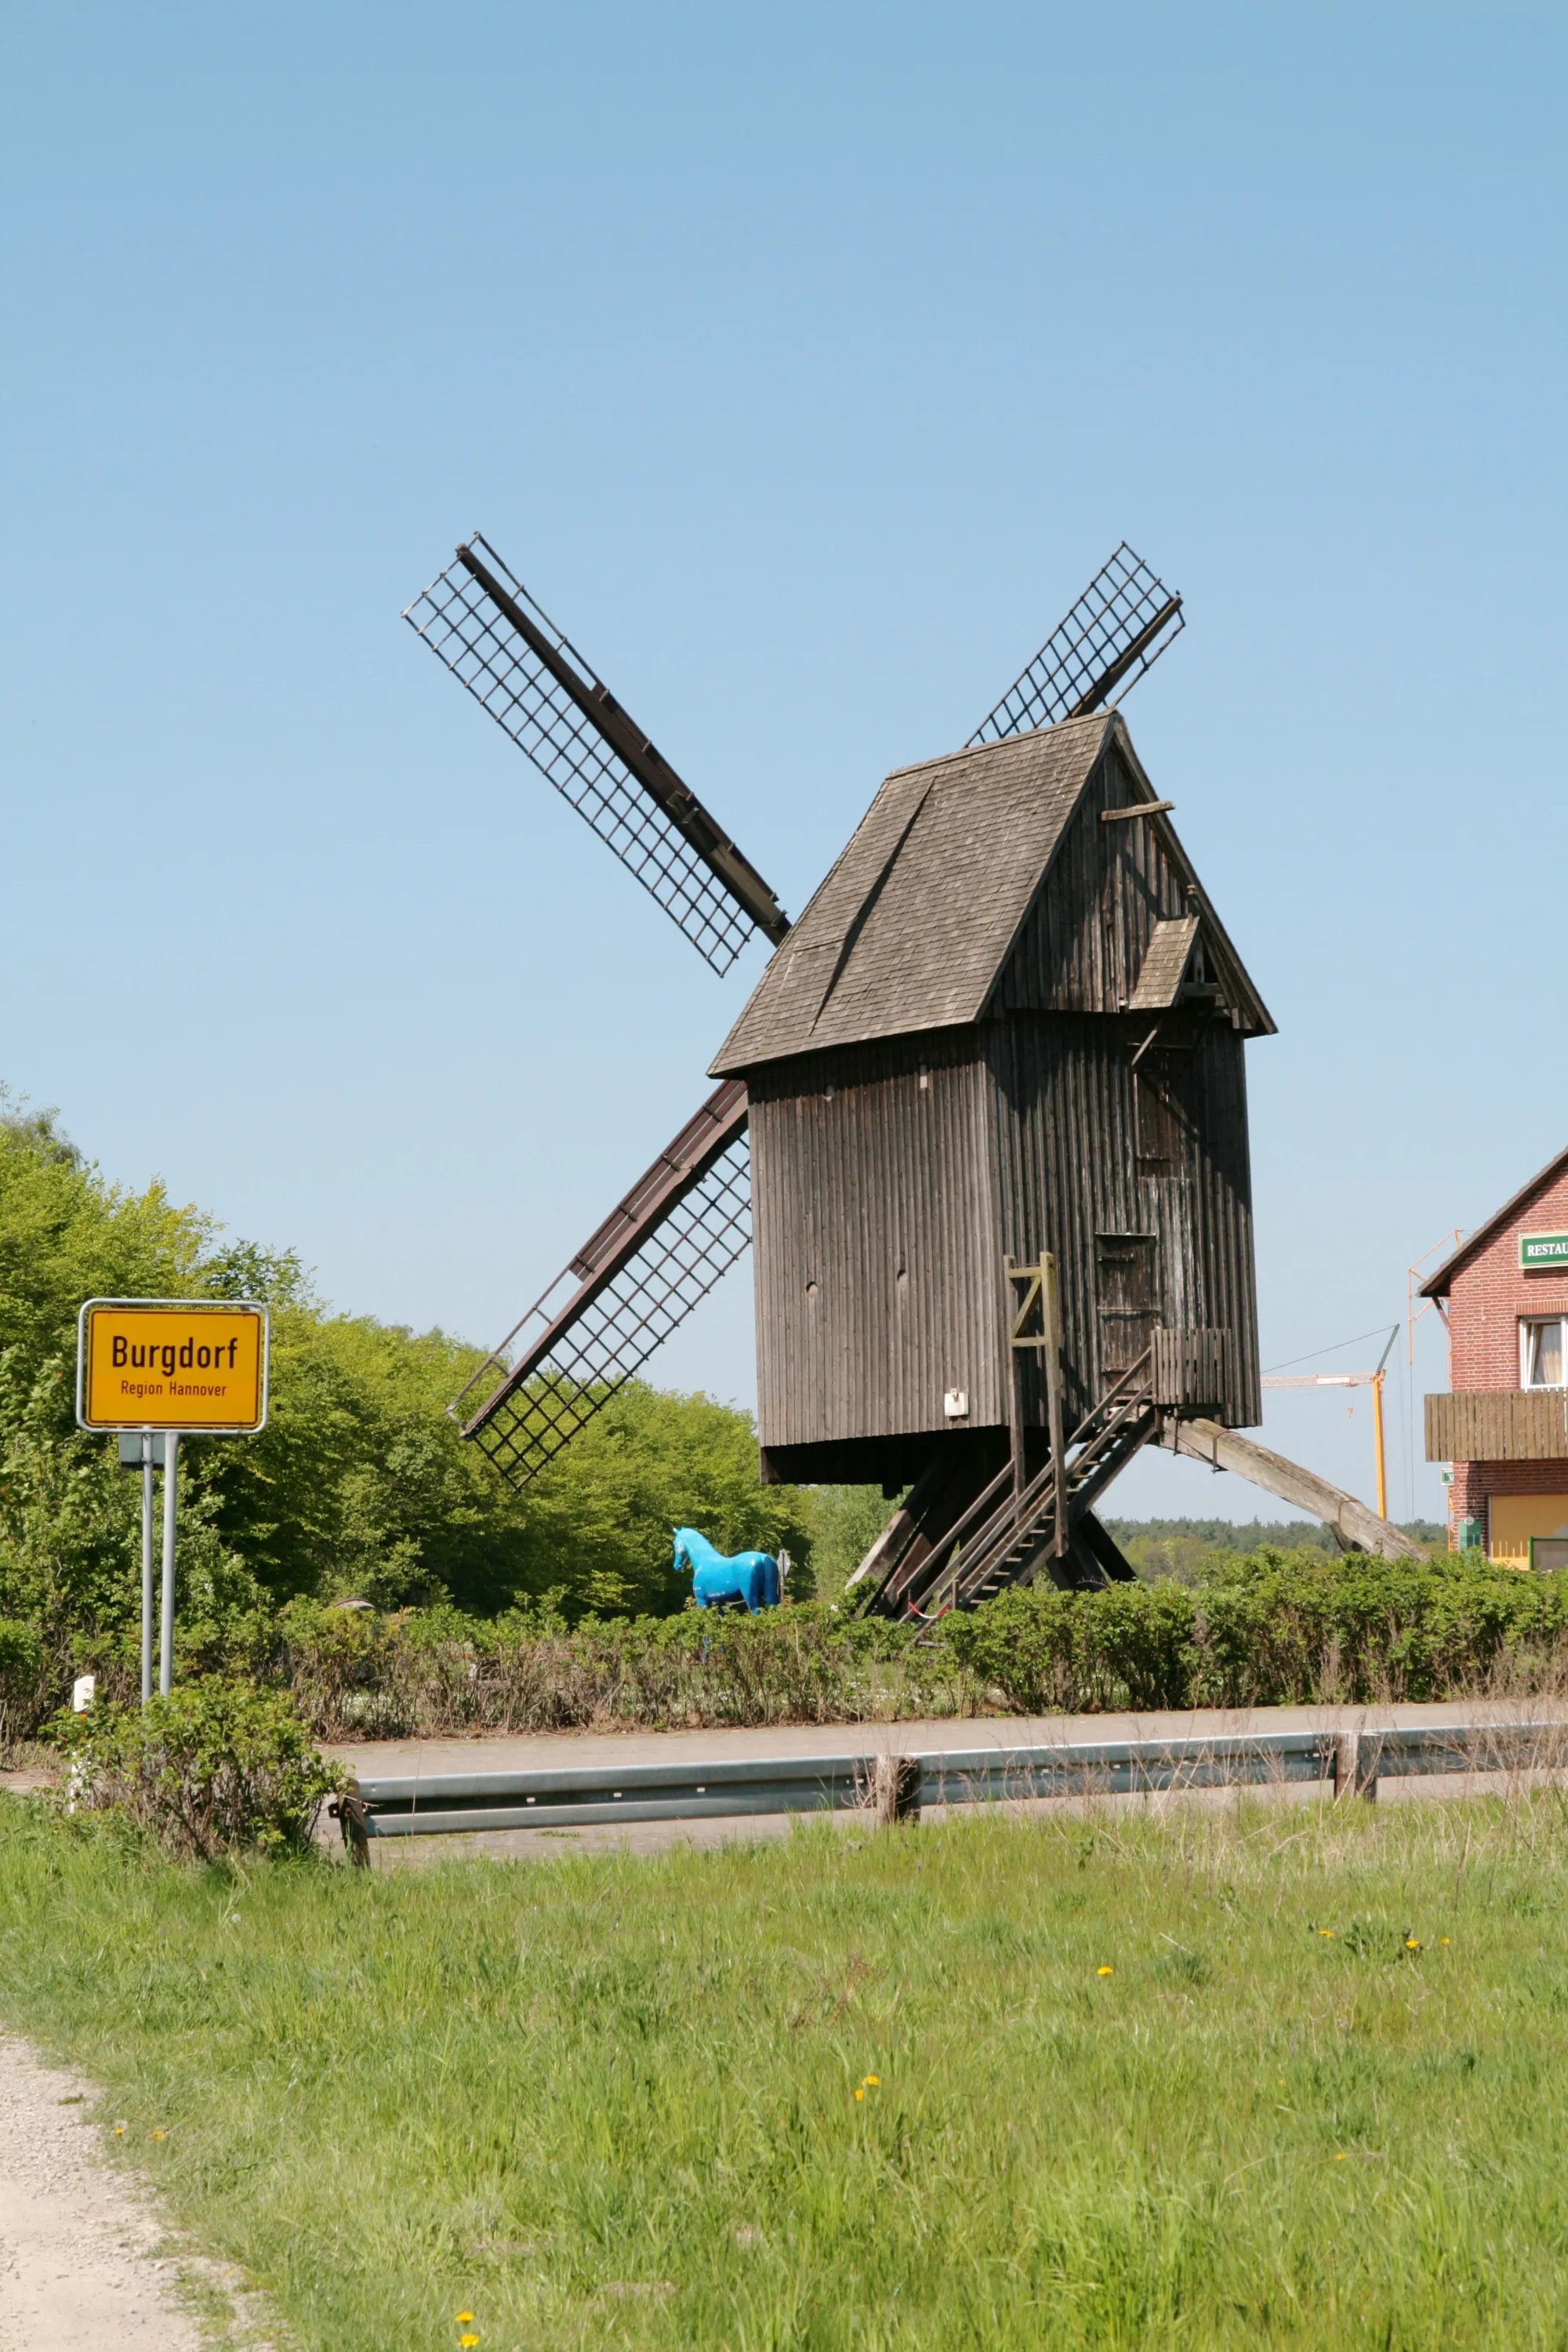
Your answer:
330,1721 -> 1568,1857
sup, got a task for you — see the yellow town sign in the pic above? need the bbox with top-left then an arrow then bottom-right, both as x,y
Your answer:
77,1298 -> 270,1434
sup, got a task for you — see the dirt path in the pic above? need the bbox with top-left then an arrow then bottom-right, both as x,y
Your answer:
0,2034 -> 208,2350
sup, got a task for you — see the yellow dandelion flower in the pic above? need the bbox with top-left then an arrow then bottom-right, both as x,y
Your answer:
854,2087 -> 865,2101
1319,1928 -> 1335,1939
113,2123 -> 126,2136
865,2074 -> 879,2086
460,2336 -> 479,2349
1335,2152 -> 1346,2161
1440,1936 -> 1450,1947
152,2129 -> 166,2140
1406,1938 -> 1420,1951
1097,1965 -> 1114,1976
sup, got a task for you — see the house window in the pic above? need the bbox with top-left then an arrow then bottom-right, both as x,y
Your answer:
1521,1317 -> 1566,1388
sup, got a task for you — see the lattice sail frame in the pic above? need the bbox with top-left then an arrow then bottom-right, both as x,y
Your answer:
444,539 -> 1188,1486
968,543 -> 1184,745
459,1131 -> 752,1490
405,536 -> 782,975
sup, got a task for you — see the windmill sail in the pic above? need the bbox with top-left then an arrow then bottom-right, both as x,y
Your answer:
405,536 -> 789,975
969,543 -> 1183,746
450,1080 -> 752,1488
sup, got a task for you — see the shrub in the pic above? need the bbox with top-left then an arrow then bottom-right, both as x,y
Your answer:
0,1617 -> 45,1745
939,1584 -> 1080,1713
942,1550 -> 1568,1716
35,1551 -> 1568,1759
56,1681 -> 343,1860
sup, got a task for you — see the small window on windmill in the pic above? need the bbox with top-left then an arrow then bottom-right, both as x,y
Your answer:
1178,934 -> 1227,1011
1135,1051 -> 1195,1178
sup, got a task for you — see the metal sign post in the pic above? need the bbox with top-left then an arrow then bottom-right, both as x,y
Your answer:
118,1434 -> 165,1703
82,1300 -> 270,1705
158,1432 -> 180,1697
143,1436 -> 156,1702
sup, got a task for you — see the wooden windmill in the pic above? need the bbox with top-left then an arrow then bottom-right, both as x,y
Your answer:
405,540 -> 1419,1602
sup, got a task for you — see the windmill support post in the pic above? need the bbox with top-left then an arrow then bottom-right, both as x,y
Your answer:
1007,1254 -> 1069,1550
1258,1327 -> 1402,1538
1007,1267 -> 1030,1500
1165,1416 -> 1423,1560
1042,1255 -> 1067,1557
844,1454 -> 956,1595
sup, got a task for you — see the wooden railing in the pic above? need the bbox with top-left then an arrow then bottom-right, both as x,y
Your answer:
1425,1389 -> 1568,1464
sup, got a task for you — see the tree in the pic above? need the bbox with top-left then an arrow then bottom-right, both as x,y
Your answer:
517,1384 -> 814,1617
0,1092 -> 817,1630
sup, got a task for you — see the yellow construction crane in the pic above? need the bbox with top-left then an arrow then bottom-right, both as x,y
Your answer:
1261,1325 -> 1400,1522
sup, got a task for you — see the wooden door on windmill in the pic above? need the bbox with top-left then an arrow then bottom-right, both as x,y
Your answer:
1096,1233 -> 1158,1385
1134,1047 -> 1196,1178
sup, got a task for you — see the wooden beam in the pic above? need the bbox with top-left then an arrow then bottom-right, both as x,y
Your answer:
1163,1417 -> 1425,1559
1041,1254 -> 1067,1555
453,1080 -> 749,1439
1100,800 -> 1175,823
844,1454 -> 953,1591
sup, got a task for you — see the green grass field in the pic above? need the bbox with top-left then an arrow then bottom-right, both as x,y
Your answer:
4,1791 -> 1568,2350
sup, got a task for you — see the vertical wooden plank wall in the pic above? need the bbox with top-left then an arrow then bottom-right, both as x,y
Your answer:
985,1014 -> 1260,1428
748,1032 -> 1004,1450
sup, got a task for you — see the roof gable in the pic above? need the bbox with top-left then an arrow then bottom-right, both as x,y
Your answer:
1421,1143 -> 1568,1298
711,715 -> 1111,1073
710,710 -> 1273,1075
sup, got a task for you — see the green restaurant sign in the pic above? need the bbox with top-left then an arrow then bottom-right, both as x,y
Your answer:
1520,1231 -> 1568,1270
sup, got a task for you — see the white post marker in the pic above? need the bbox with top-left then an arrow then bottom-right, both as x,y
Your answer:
77,1299 -> 270,1705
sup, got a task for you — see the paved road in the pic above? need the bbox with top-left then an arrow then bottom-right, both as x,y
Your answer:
325,1697 -> 1568,1867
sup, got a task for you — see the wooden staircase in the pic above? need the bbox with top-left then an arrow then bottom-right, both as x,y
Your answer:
897,1356 -> 1156,1617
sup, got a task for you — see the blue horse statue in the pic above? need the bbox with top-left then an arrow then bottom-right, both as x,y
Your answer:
673,1526 -> 782,1612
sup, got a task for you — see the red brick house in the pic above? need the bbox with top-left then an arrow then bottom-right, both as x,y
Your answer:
1423,1145 -> 1568,1563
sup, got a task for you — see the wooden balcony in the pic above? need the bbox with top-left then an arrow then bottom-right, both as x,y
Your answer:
1425,1388 -> 1568,1463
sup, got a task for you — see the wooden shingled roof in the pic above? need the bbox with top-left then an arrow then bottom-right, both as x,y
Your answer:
1127,913 -> 1202,1011
711,711 -> 1269,1073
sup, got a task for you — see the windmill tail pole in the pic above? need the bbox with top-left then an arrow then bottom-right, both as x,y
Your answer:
1163,1417 -> 1425,1561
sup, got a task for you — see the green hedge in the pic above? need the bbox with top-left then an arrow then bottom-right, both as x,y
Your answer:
940,1548 -> 1568,1714
269,1595 -> 953,1737
246,1550 -> 1568,1736
22,1549 -> 1568,1744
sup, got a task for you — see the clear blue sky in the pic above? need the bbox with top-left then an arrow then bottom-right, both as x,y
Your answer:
3,3 -> 1564,1523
